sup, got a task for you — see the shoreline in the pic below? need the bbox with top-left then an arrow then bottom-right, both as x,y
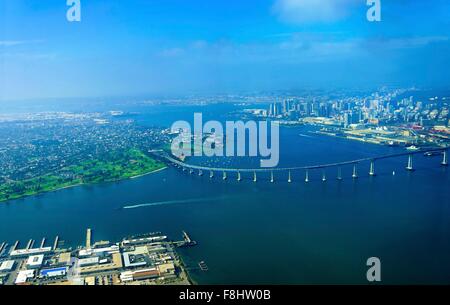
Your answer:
0,166 -> 168,204
130,166 -> 167,179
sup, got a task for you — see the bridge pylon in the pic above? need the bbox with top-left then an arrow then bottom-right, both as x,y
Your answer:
406,154 -> 414,171
223,171 -> 227,180
237,171 -> 242,182
288,171 -> 292,183
253,171 -> 257,183
322,170 -> 327,182
369,160 -> 376,176
442,150 -> 448,166
189,169 -> 193,175
305,170 -> 309,183
352,164 -> 358,179
199,170 -> 203,176
337,167 -> 343,181
270,171 -> 274,183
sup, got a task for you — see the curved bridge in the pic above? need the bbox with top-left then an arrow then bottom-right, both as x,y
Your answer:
158,147 -> 448,182
163,148 -> 448,174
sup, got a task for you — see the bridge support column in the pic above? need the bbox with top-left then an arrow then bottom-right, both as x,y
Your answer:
199,170 -> 203,176
288,171 -> 292,183
442,150 -> 448,166
189,169 -> 193,175
223,171 -> 227,180
352,164 -> 358,179
270,171 -> 274,183
406,154 -> 414,171
253,171 -> 257,183
210,171 -> 214,179
337,167 -> 343,181
237,171 -> 242,182
305,170 -> 309,183
322,170 -> 326,182
369,160 -> 376,176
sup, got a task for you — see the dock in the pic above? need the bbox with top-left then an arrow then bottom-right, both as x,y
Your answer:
53,236 -> 59,250
40,238 -> 46,248
26,239 -> 34,249
183,231 -> 192,244
86,228 -> 92,249
0,242 -> 5,253
12,241 -> 19,251
173,231 -> 197,247
198,261 -> 208,272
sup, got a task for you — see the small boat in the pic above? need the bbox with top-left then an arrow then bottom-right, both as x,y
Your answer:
387,141 -> 398,147
424,151 -> 442,157
406,145 -> 419,151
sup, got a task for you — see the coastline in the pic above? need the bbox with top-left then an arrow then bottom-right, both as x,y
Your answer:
0,166 -> 168,204
176,250 -> 197,285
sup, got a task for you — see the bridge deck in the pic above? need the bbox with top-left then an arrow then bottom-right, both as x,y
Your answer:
162,148 -> 447,172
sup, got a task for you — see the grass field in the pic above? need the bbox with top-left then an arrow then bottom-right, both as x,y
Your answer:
0,149 -> 165,202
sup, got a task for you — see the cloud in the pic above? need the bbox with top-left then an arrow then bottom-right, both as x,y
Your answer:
272,0 -> 360,24
0,40 -> 44,47
1,52 -> 57,60
158,47 -> 185,58
362,36 -> 450,50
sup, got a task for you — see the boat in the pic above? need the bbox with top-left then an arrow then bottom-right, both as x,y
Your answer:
387,141 -> 399,147
424,151 -> 442,157
406,145 -> 419,151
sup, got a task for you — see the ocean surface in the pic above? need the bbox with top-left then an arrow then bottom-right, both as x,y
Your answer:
0,102 -> 449,284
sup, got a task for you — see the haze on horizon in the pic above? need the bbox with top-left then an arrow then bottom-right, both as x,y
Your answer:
1,0 -> 450,101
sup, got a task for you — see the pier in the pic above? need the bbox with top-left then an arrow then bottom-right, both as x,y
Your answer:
173,231 -> 197,247
53,236 -> 59,251
86,228 -> 92,249
40,238 -> 46,248
198,261 -> 208,272
12,241 -> 19,252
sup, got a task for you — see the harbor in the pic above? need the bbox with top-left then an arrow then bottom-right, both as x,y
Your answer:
0,229 -> 198,285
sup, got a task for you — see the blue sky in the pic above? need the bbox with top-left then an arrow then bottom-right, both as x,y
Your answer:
1,0 -> 450,100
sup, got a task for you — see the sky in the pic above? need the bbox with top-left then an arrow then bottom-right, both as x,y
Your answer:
1,0 -> 450,100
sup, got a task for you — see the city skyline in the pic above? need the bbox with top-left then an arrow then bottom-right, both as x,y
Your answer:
1,0 -> 450,101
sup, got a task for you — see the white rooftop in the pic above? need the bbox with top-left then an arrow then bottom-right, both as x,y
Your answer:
10,247 -> 52,257
26,254 -> 44,267
15,270 -> 35,285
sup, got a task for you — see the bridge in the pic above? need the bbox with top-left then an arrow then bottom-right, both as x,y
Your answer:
161,148 -> 448,182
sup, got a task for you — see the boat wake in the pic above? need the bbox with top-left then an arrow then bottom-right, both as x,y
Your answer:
122,196 -> 227,210
299,133 -> 314,138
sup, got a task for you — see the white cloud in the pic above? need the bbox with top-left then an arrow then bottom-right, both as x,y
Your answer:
273,0 -> 360,24
0,40 -> 44,47
365,36 -> 449,49
158,47 -> 185,58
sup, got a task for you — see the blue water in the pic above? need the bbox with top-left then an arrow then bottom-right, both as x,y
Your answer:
0,103 -> 449,284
